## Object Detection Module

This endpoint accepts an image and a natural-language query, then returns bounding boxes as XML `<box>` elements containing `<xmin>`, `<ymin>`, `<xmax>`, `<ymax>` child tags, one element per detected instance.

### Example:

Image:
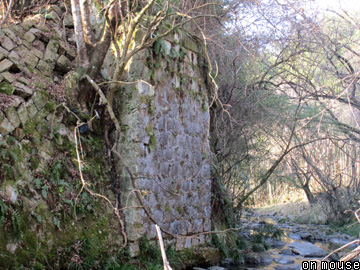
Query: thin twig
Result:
<box><xmin>62</xmin><ymin>103</ymin><xmax>127</xmax><ymax>248</ymax></box>
<box><xmin>0</xmin><ymin>0</ymin><xmax>14</xmax><ymax>28</ymax></box>
<box><xmin>156</xmin><ymin>224</ymin><xmax>173</xmax><ymax>270</ymax></box>
<box><xmin>322</xmin><ymin>239</ymin><xmax>359</xmax><ymax>261</ymax></box>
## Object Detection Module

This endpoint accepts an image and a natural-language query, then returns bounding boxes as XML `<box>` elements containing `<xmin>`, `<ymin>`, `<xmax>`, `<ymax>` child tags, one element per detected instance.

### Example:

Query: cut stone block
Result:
<box><xmin>21</xmin><ymin>19</ymin><xmax>35</xmax><ymax>31</ymax></box>
<box><xmin>44</xmin><ymin>39</ymin><xmax>60</xmax><ymax>67</ymax></box>
<box><xmin>32</xmin><ymin>40</ymin><xmax>45</xmax><ymax>51</ymax></box>
<box><xmin>36</xmin><ymin>119</ymin><xmax>50</xmax><ymax>135</ymax></box>
<box><xmin>9</xmin><ymin>51</ymin><xmax>20</xmax><ymax>61</ymax></box>
<box><xmin>2</xmin><ymin>29</ymin><xmax>18</xmax><ymax>43</ymax></box>
<box><xmin>32</xmin><ymin>91</ymin><xmax>50</xmax><ymax>110</ymax></box>
<box><xmin>13</xmin><ymin>82</ymin><xmax>33</xmax><ymax>98</ymax></box>
<box><xmin>21</xmin><ymin>40</ymin><xmax>32</xmax><ymax>50</ymax></box>
<box><xmin>24</xmin><ymin>52</ymin><xmax>39</xmax><ymax>69</ymax></box>
<box><xmin>8</xmin><ymin>96</ymin><xmax>23</xmax><ymax>108</ymax></box>
<box><xmin>14</xmin><ymin>45</ymin><xmax>30</xmax><ymax>58</ymax></box>
<box><xmin>46</xmin><ymin>5</ymin><xmax>62</xmax><ymax>16</ymax></box>
<box><xmin>36</xmin><ymin>60</ymin><xmax>53</xmax><ymax>77</ymax></box>
<box><xmin>64</xmin><ymin>13</ymin><xmax>74</xmax><ymax>27</ymax></box>
<box><xmin>67</xmin><ymin>32</ymin><xmax>76</xmax><ymax>45</ymax></box>
<box><xmin>65</xmin><ymin>46</ymin><xmax>76</xmax><ymax>60</ymax></box>
<box><xmin>55</xmin><ymin>55</ymin><xmax>72</xmax><ymax>73</ymax></box>
<box><xmin>0</xmin><ymin>46</ymin><xmax>9</xmax><ymax>57</ymax></box>
<box><xmin>17</xmin><ymin>103</ymin><xmax>29</xmax><ymax>126</ymax></box>
<box><xmin>54</xmin><ymin>28</ymin><xmax>66</xmax><ymax>41</ymax></box>
<box><xmin>29</xmin><ymin>27</ymin><xmax>48</xmax><ymax>42</ymax></box>
<box><xmin>46</xmin><ymin>39</ymin><xmax>60</xmax><ymax>54</ymax></box>
<box><xmin>13</xmin><ymin>127</ymin><xmax>25</xmax><ymax>141</ymax></box>
<box><xmin>59</xmin><ymin>41</ymin><xmax>76</xmax><ymax>60</ymax></box>
<box><xmin>46</xmin><ymin>113</ymin><xmax>62</xmax><ymax>124</ymax></box>
<box><xmin>32</xmin><ymin>14</ymin><xmax>49</xmax><ymax>32</ymax></box>
<box><xmin>38</xmin><ymin>138</ymin><xmax>53</xmax><ymax>159</ymax></box>
<box><xmin>45</xmin><ymin>10</ymin><xmax>61</xmax><ymax>23</ymax></box>
<box><xmin>44</xmin><ymin>100</ymin><xmax>56</xmax><ymax>112</ymax></box>
<box><xmin>0</xmin><ymin>59</ymin><xmax>13</xmax><ymax>72</ymax></box>
<box><xmin>1</xmin><ymin>72</ymin><xmax>15</xmax><ymax>83</ymax></box>
<box><xmin>8</xmin><ymin>24</ymin><xmax>26</xmax><ymax>39</ymax></box>
<box><xmin>30</xmin><ymin>130</ymin><xmax>42</xmax><ymax>146</ymax></box>
<box><xmin>5</xmin><ymin>107</ymin><xmax>21</xmax><ymax>128</ymax></box>
<box><xmin>0</xmin><ymin>35</ymin><xmax>15</xmax><ymax>51</ymax></box>
<box><xmin>30</xmin><ymin>47</ymin><xmax>43</xmax><ymax>59</ymax></box>
<box><xmin>25</xmin><ymin>100</ymin><xmax>38</xmax><ymax>118</ymax></box>
<box><xmin>23</xmin><ymin>31</ymin><xmax>36</xmax><ymax>43</ymax></box>
<box><xmin>33</xmin><ymin>108</ymin><xmax>48</xmax><ymax>123</ymax></box>
<box><xmin>0</xmin><ymin>81</ymin><xmax>14</xmax><ymax>95</ymax></box>
<box><xmin>0</xmin><ymin>117</ymin><xmax>15</xmax><ymax>136</ymax></box>
<box><xmin>7</xmin><ymin>51</ymin><xmax>23</xmax><ymax>71</ymax></box>
<box><xmin>32</xmin><ymin>80</ymin><xmax>47</xmax><ymax>89</ymax></box>
<box><xmin>17</xmin><ymin>77</ymin><xmax>30</xmax><ymax>86</ymax></box>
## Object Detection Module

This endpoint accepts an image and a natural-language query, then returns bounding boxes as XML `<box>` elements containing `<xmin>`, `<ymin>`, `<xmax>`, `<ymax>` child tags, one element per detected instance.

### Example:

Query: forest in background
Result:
<box><xmin>209</xmin><ymin>0</ymin><xmax>360</xmax><ymax>226</ymax></box>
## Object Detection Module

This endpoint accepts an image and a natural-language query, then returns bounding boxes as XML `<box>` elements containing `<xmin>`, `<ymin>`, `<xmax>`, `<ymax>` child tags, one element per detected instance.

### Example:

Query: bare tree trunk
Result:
<box><xmin>303</xmin><ymin>182</ymin><xmax>316</xmax><ymax>205</ymax></box>
<box><xmin>71</xmin><ymin>0</ymin><xmax>89</xmax><ymax>70</ymax></box>
<box><xmin>79</xmin><ymin>0</ymin><xmax>96</xmax><ymax>45</ymax></box>
<box><xmin>0</xmin><ymin>0</ymin><xmax>13</xmax><ymax>28</ymax></box>
<box><xmin>290</xmin><ymin>158</ymin><xmax>316</xmax><ymax>205</ymax></box>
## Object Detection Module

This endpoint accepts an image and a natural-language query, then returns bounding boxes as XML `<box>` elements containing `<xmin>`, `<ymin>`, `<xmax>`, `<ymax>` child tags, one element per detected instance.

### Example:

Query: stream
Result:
<box><xmin>196</xmin><ymin>212</ymin><xmax>358</xmax><ymax>270</ymax></box>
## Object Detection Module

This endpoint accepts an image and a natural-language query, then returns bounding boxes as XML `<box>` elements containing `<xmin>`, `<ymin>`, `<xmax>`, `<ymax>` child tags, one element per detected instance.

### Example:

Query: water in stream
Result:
<box><xmin>224</xmin><ymin>217</ymin><xmax>357</xmax><ymax>270</ymax></box>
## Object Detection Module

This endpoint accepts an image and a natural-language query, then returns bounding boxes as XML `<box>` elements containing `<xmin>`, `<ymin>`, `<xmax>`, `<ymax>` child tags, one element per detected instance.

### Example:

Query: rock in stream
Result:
<box><xmin>288</xmin><ymin>241</ymin><xmax>327</xmax><ymax>257</ymax></box>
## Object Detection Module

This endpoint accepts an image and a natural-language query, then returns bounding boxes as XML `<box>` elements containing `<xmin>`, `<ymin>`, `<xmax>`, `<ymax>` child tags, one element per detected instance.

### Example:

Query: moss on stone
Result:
<box><xmin>23</xmin><ymin>118</ymin><xmax>36</xmax><ymax>134</ymax></box>
<box><xmin>8</xmin><ymin>143</ymin><xmax>24</xmax><ymax>163</ymax></box>
<box><xmin>26</xmin><ymin>66</ymin><xmax>34</xmax><ymax>74</ymax></box>
<box><xmin>149</xmin><ymin>135</ymin><xmax>156</xmax><ymax>152</ymax></box>
<box><xmin>153</xmin><ymin>39</ymin><xmax>166</xmax><ymax>56</ymax></box>
<box><xmin>44</xmin><ymin>100</ymin><xmax>56</xmax><ymax>112</ymax></box>
<box><xmin>140</xmin><ymin>95</ymin><xmax>155</xmax><ymax>115</ymax></box>
<box><xmin>29</xmin><ymin>155</ymin><xmax>40</xmax><ymax>170</ymax></box>
<box><xmin>145</xmin><ymin>124</ymin><xmax>154</xmax><ymax>136</ymax></box>
<box><xmin>134</xmin><ymin>222</ymin><xmax>143</xmax><ymax>228</ymax></box>
<box><xmin>176</xmin><ymin>206</ymin><xmax>183</xmax><ymax>215</ymax></box>
<box><xmin>34</xmin><ymin>81</ymin><xmax>46</xmax><ymax>89</ymax></box>
<box><xmin>31</xmin><ymin>130</ymin><xmax>42</xmax><ymax>146</ymax></box>
<box><xmin>165</xmin><ymin>202</ymin><xmax>171</xmax><ymax>213</ymax></box>
<box><xmin>202</xmin><ymin>102</ymin><xmax>208</xmax><ymax>112</ymax></box>
<box><xmin>0</xmin><ymin>82</ymin><xmax>14</xmax><ymax>95</ymax></box>
<box><xmin>182</xmin><ymin>37</ymin><xmax>200</xmax><ymax>53</ymax></box>
<box><xmin>36</xmin><ymin>120</ymin><xmax>50</xmax><ymax>135</ymax></box>
<box><xmin>33</xmin><ymin>108</ymin><xmax>48</xmax><ymax>123</ymax></box>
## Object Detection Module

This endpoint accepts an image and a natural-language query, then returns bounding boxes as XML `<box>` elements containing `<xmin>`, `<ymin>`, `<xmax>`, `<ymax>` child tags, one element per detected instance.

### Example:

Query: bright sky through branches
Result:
<box><xmin>314</xmin><ymin>0</ymin><xmax>360</xmax><ymax>11</ymax></box>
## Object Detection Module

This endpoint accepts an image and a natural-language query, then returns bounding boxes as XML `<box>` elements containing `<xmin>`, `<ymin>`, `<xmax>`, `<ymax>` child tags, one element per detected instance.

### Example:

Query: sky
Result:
<box><xmin>314</xmin><ymin>0</ymin><xmax>360</xmax><ymax>12</ymax></box>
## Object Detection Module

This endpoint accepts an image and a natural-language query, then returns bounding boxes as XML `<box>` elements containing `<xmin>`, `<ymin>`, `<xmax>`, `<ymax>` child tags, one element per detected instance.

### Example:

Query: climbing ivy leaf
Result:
<box><xmin>36</xmin><ymin>215</ymin><xmax>42</xmax><ymax>223</ymax></box>
<box><xmin>53</xmin><ymin>217</ymin><xmax>60</xmax><ymax>228</ymax></box>
<box><xmin>34</xmin><ymin>178</ymin><xmax>42</xmax><ymax>189</ymax></box>
<box><xmin>41</xmin><ymin>189</ymin><xmax>47</xmax><ymax>199</ymax></box>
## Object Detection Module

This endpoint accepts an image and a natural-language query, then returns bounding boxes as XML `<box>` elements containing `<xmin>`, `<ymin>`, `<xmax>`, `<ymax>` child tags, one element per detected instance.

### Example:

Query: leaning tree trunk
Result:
<box><xmin>71</xmin><ymin>0</ymin><xmax>89</xmax><ymax>71</ymax></box>
<box><xmin>70</xmin><ymin>0</ymin><xmax>114</xmax><ymax>112</ymax></box>
<box><xmin>302</xmin><ymin>182</ymin><xmax>316</xmax><ymax>205</ymax></box>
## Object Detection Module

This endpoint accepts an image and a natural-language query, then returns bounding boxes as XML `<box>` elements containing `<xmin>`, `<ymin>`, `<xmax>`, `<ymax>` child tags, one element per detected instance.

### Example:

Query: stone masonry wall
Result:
<box><xmin>0</xmin><ymin>7</ymin><xmax>124</xmax><ymax>267</ymax></box>
<box><xmin>112</xmin><ymin>32</ymin><xmax>212</xmax><ymax>255</ymax></box>
<box><xmin>0</xmin><ymin>5</ymin><xmax>75</xmax><ymax>138</ymax></box>
<box><xmin>0</xmin><ymin>5</ymin><xmax>77</xmax><ymax>149</ymax></box>
<box><xmin>0</xmin><ymin>5</ymin><xmax>213</xmax><ymax>263</ymax></box>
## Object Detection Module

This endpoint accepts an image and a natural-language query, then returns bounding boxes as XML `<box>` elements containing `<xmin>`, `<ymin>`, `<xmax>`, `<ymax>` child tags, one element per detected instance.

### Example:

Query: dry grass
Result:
<box><xmin>254</xmin><ymin>201</ymin><xmax>329</xmax><ymax>225</ymax></box>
